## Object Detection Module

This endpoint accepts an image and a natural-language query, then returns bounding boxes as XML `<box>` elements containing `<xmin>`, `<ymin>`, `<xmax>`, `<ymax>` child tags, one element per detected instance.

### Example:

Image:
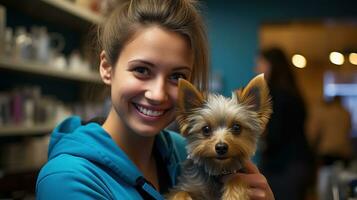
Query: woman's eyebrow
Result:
<box><xmin>128</xmin><ymin>59</ymin><xmax>155</xmax><ymax>67</ymax></box>
<box><xmin>173</xmin><ymin>66</ymin><xmax>192</xmax><ymax>72</ymax></box>
<box><xmin>129</xmin><ymin>59</ymin><xmax>192</xmax><ymax>72</ymax></box>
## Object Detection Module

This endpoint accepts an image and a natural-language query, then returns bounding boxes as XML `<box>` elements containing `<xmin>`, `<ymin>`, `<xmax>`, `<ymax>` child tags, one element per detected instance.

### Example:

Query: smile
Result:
<box><xmin>133</xmin><ymin>103</ymin><xmax>166</xmax><ymax>117</ymax></box>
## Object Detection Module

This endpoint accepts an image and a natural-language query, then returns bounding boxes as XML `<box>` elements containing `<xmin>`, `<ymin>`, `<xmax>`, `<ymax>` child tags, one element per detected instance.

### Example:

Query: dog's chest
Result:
<box><xmin>187</xmin><ymin>179</ymin><xmax>222</xmax><ymax>200</ymax></box>
<box><xmin>178</xmin><ymin>161</ymin><xmax>224</xmax><ymax>199</ymax></box>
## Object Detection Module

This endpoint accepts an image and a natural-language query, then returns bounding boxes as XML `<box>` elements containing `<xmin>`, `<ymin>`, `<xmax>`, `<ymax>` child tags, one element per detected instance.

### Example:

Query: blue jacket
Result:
<box><xmin>36</xmin><ymin>116</ymin><xmax>187</xmax><ymax>200</ymax></box>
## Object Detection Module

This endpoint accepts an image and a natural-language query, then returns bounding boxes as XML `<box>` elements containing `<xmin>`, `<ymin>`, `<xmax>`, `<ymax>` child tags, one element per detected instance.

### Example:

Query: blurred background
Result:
<box><xmin>0</xmin><ymin>0</ymin><xmax>357</xmax><ymax>199</ymax></box>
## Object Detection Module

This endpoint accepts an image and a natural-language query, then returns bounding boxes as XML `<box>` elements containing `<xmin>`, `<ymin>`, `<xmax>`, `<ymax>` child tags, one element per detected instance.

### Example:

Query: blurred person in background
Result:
<box><xmin>307</xmin><ymin>95</ymin><xmax>353</xmax><ymax>200</ymax></box>
<box><xmin>255</xmin><ymin>47</ymin><xmax>315</xmax><ymax>200</ymax></box>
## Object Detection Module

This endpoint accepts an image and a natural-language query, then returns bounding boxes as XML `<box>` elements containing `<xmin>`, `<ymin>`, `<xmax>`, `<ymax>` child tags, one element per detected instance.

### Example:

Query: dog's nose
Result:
<box><xmin>215</xmin><ymin>142</ymin><xmax>228</xmax><ymax>155</ymax></box>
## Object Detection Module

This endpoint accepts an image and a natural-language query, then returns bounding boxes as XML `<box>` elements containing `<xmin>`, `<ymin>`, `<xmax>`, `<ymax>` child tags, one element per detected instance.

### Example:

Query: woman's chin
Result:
<box><xmin>130</xmin><ymin>123</ymin><xmax>166</xmax><ymax>137</ymax></box>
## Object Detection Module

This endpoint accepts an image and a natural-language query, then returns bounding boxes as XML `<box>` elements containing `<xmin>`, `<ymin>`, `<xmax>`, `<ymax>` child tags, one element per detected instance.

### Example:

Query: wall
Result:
<box><xmin>203</xmin><ymin>0</ymin><xmax>357</xmax><ymax>95</ymax></box>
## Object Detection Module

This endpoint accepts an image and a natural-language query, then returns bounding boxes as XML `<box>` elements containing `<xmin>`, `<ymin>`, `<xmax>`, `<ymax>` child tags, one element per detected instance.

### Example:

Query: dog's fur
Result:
<box><xmin>167</xmin><ymin>74</ymin><xmax>272</xmax><ymax>200</ymax></box>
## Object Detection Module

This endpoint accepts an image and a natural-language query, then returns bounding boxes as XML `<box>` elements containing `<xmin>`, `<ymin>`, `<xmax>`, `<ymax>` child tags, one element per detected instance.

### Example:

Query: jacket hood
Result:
<box><xmin>48</xmin><ymin>116</ymin><xmax>155</xmax><ymax>187</ymax></box>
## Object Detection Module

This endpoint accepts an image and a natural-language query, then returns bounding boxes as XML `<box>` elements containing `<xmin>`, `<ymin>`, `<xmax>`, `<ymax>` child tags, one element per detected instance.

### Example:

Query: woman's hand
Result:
<box><xmin>222</xmin><ymin>160</ymin><xmax>275</xmax><ymax>200</ymax></box>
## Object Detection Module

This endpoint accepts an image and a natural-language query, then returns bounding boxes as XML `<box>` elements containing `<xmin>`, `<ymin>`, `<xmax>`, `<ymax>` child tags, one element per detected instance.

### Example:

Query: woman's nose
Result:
<box><xmin>145</xmin><ymin>79</ymin><xmax>168</xmax><ymax>104</ymax></box>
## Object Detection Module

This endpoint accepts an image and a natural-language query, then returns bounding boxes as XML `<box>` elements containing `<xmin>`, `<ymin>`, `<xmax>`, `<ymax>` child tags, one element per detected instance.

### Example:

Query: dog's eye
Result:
<box><xmin>232</xmin><ymin>123</ymin><xmax>241</xmax><ymax>134</ymax></box>
<box><xmin>201</xmin><ymin>126</ymin><xmax>211</xmax><ymax>137</ymax></box>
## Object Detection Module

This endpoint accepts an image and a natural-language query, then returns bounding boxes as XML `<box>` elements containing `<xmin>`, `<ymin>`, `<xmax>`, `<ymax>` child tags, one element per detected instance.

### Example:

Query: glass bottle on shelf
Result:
<box><xmin>32</xmin><ymin>26</ymin><xmax>50</xmax><ymax>64</ymax></box>
<box><xmin>2</xmin><ymin>27</ymin><xmax>14</xmax><ymax>58</ymax></box>
<box><xmin>0</xmin><ymin>5</ymin><xmax>6</xmax><ymax>56</ymax></box>
<box><xmin>14</xmin><ymin>27</ymin><xmax>33</xmax><ymax>61</ymax></box>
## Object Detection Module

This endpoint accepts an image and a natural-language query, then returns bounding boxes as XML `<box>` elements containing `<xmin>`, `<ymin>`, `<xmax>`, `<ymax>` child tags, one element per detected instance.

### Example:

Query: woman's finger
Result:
<box><xmin>236</xmin><ymin>173</ymin><xmax>268</xmax><ymax>189</ymax></box>
<box><xmin>248</xmin><ymin>188</ymin><xmax>267</xmax><ymax>200</ymax></box>
<box><xmin>220</xmin><ymin>160</ymin><xmax>260</xmax><ymax>183</ymax></box>
<box><xmin>242</xmin><ymin>160</ymin><xmax>260</xmax><ymax>174</ymax></box>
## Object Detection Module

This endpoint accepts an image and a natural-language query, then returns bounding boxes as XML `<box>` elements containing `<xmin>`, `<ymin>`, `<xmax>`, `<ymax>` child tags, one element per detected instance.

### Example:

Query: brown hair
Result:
<box><xmin>260</xmin><ymin>47</ymin><xmax>302</xmax><ymax>98</ymax></box>
<box><xmin>97</xmin><ymin>0</ymin><xmax>209</xmax><ymax>92</ymax></box>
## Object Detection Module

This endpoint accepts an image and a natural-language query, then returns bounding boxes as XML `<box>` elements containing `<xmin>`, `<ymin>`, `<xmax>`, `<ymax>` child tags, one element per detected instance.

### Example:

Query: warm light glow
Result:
<box><xmin>349</xmin><ymin>53</ymin><xmax>357</xmax><ymax>65</ymax></box>
<box><xmin>329</xmin><ymin>52</ymin><xmax>344</xmax><ymax>65</ymax></box>
<box><xmin>292</xmin><ymin>54</ymin><xmax>307</xmax><ymax>68</ymax></box>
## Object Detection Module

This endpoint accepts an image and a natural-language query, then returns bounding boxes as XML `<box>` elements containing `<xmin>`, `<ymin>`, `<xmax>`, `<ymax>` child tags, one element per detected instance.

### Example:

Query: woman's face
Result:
<box><xmin>102</xmin><ymin>26</ymin><xmax>193</xmax><ymax>137</ymax></box>
<box><xmin>254</xmin><ymin>56</ymin><xmax>271</xmax><ymax>79</ymax></box>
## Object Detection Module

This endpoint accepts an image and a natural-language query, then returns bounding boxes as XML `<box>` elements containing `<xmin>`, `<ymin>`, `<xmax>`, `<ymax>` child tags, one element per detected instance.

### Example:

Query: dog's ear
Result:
<box><xmin>235</xmin><ymin>74</ymin><xmax>272</xmax><ymax>128</ymax></box>
<box><xmin>178</xmin><ymin>79</ymin><xmax>204</xmax><ymax>112</ymax></box>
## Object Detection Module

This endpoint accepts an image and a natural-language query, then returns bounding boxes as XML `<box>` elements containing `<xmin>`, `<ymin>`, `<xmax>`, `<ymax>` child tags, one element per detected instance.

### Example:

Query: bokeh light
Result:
<box><xmin>292</xmin><ymin>54</ymin><xmax>307</xmax><ymax>68</ymax></box>
<box><xmin>349</xmin><ymin>53</ymin><xmax>357</xmax><ymax>65</ymax></box>
<box><xmin>329</xmin><ymin>52</ymin><xmax>344</xmax><ymax>65</ymax></box>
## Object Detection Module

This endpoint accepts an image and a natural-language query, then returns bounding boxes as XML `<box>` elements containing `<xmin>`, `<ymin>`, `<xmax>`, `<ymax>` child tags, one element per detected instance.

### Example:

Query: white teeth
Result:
<box><xmin>136</xmin><ymin>104</ymin><xmax>164</xmax><ymax>117</ymax></box>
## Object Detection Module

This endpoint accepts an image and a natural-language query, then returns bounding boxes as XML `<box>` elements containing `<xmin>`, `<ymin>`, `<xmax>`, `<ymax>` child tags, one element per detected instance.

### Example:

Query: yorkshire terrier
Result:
<box><xmin>167</xmin><ymin>74</ymin><xmax>272</xmax><ymax>200</ymax></box>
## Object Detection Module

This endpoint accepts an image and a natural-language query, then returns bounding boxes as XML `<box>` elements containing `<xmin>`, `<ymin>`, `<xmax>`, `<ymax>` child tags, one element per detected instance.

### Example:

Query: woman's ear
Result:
<box><xmin>99</xmin><ymin>51</ymin><xmax>113</xmax><ymax>85</ymax></box>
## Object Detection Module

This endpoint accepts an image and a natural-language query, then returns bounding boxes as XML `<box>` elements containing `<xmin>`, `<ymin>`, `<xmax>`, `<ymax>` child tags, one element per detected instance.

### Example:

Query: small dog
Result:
<box><xmin>167</xmin><ymin>74</ymin><xmax>272</xmax><ymax>200</ymax></box>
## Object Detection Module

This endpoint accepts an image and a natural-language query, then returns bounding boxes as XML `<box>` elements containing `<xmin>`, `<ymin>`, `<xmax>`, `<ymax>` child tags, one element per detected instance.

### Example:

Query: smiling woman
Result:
<box><xmin>35</xmin><ymin>0</ymin><xmax>274</xmax><ymax>200</ymax></box>
<box><xmin>100</xmin><ymin>26</ymin><xmax>194</xmax><ymax>138</ymax></box>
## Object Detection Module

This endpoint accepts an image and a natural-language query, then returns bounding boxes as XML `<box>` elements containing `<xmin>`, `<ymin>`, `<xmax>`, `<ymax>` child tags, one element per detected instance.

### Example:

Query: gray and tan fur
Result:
<box><xmin>167</xmin><ymin>74</ymin><xmax>272</xmax><ymax>200</ymax></box>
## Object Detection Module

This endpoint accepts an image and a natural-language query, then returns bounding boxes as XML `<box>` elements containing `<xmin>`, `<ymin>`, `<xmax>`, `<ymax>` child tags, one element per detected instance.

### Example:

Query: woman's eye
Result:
<box><xmin>231</xmin><ymin>123</ymin><xmax>241</xmax><ymax>134</ymax></box>
<box><xmin>132</xmin><ymin>67</ymin><xmax>150</xmax><ymax>78</ymax></box>
<box><xmin>170</xmin><ymin>73</ymin><xmax>187</xmax><ymax>83</ymax></box>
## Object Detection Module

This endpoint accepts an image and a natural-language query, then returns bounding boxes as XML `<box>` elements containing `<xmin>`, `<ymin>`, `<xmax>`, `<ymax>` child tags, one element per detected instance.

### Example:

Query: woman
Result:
<box><xmin>256</xmin><ymin>47</ymin><xmax>314</xmax><ymax>200</ymax></box>
<box><xmin>36</xmin><ymin>1</ymin><xmax>274</xmax><ymax>199</ymax></box>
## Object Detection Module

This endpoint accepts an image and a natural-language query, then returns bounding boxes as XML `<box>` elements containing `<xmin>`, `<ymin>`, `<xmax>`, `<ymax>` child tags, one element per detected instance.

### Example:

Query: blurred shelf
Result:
<box><xmin>0</xmin><ymin>57</ymin><xmax>102</xmax><ymax>83</ymax></box>
<box><xmin>0</xmin><ymin>0</ymin><xmax>104</xmax><ymax>31</ymax></box>
<box><xmin>0</xmin><ymin>165</ymin><xmax>42</xmax><ymax>175</ymax></box>
<box><xmin>0</xmin><ymin>123</ymin><xmax>54</xmax><ymax>136</ymax></box>
<box><xmin>0</xmin><ymin>166</ymin><xmax>39</xmax><ymax>197</ymax></box>
<box><xmin>41</xmin><ymin>0</ymin><xmax>104</xmax><ymax>24</ymax></box>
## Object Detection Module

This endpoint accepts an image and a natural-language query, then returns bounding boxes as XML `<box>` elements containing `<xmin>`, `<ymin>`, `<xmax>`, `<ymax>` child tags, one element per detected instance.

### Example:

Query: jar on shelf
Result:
<box><xmin>14</xmin><ymin>27</ymin><xmax>33</xmax><ymax>61</ymax></box>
